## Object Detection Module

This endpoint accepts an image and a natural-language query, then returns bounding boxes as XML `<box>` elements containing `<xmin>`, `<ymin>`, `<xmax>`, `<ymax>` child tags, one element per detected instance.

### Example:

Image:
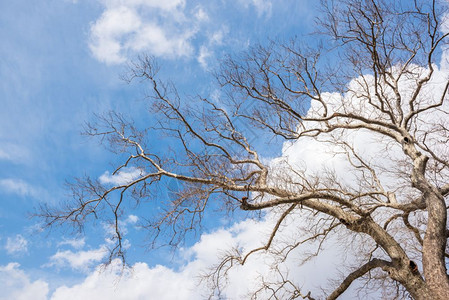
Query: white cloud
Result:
<box><xmin>48</xmin><ymin>218</ymin><xmax>137</xmax><ymax>273</ymax></box>
<box><xmin>99</xmin><ymin>0</ymin><xmax>185</xmax><ymax>11</ymax></box>
<box><xmin>238</xmin><ymin>0</ymin><xmax>272</xmax><ymax>17</ymax></box>
<box><xmin>0</xmin><ymin>263</ymin><xmax>48</xmax><ymax>300</ymax></box>
<box><xmin>48</xmin><ymin>214</ymin><xmax>140</xmax><ymax>273</ymax></box>
<box><xmin>0</xmin><ymin>178</ymin><xmax>39</xmax><ymax>198</ymax></box>
<box><xmin>88</xmin><ymin>0</ymin><xmax>277</xmax><ymax>66</ymax></box>
<box><xmin>126</xmin><ymin>215</ymin><xmax>139</xmax><ymax>224</ymax></box>
<box><xmin>0</xmin><ymin>142</ymin><xmax>31</xmax><ymax>163</ymax></box>
<box><xmin>89</xmin><ymin>6</ymin><xmax>143</xmax><ymax>64</ymax></box>
<box><xmin>209</xmin><ymin>28</ymin><xmax>227</xmax><ymax>45</ymax></box>
<box><xmin>89</xmin><ymin>0</ymin><xmax>195</xmax><ymax>64</ymax></box>
<box><xmin>5</xmin><ymin>235</ymin><xmax>29</xmax><ymax>255</ymax></box>
<box><xmin>194</xmin><ymin>6</ymin><xmax>209</xmax><ymax>22</ymax></box>
<box><xmin>196</xmin><ymin>27</ymin><xmax>228</xmax><ymax>70</ymax></box>
<box><xmin>270</xmin><ymin>65</ymin><xmax>449</xmax><ymax>204</ymax></box>
<box><xmin>440</xmin><ymin>11</ymin><xmax>449</xmax><ymax>69</ymax></box>
<box><xmin>0</xmin><ymin>213</ymin><xmax>344</xmax><ymax>299</ymax></box>
<box><xmin>0</xmin><ymin>212</ymin><xmax>336</xmax><ymax>299</ymax></box>
<box><xmin>99</xmin><ymin>167</ymin><xmax>145</xmax><ymax>186</ymax></box>
<box><xmin>43</xmin><ymin>211</ymin><xmax>341</xmax><ymax>299</ymax></box>
<box><xmin>129</xmin><ymin>23</ymin><xmax>194</xmax><ymax>57</ymax></box>
<box><xmin>50</xmin><ymin>260</ymin><xmax>199</xmax><ymax>300</ymax></box>
<box><xmin>47</xmin><ymin>246</ymin><xmax>108</xmax><ymax>272</ymax></box>
<box><xmin>197</xmin><ymin>45</ymin><xmax>212</xmax><ymax>70</ymax></box>
<box><xmin>57</xmin><ymin>238</ymin><xmax>86</xmax><ymax>249</ymax></box>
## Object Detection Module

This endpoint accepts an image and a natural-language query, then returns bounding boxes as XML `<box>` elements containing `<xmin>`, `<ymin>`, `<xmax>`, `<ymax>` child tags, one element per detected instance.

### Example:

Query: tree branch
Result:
<box><xmin>327</xmin><ymin>258</ymin><xmax>392</xmax><ymax>300</ymax></box>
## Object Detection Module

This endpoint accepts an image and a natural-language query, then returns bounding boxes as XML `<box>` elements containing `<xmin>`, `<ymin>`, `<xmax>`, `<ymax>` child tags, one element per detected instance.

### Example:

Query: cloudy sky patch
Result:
<box><xmin>1</xmin><ymin>0</ymin><xmax>447</xmax><ymax>299</ymax></box>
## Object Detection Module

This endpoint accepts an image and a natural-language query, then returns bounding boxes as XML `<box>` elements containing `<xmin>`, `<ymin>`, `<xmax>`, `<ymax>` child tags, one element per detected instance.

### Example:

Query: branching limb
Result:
<box><xmin>327</xmin><ymin>258</ymin><xmax>392</xmax><ymax>300</ymax></box>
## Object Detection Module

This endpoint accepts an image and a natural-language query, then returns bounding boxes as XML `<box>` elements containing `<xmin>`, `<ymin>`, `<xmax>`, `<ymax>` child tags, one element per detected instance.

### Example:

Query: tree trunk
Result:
<box><xmin>422</xmin><ymin>191</ymin><xmax>449</xmax><ymax>300</ymax></box>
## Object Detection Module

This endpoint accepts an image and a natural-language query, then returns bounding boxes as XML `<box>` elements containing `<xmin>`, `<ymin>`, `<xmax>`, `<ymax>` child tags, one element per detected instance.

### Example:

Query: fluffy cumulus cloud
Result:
<box><xmin>47</xmin><ymin>212</ymin><xmax>338</xmax><ymax>299</ymax></box>
<box><xmin>88</xmin><ymin>0</ymin><xmax>274</xmax><ymax>65</ymax></box>
<box><xmin>270</xmin><ymin>65</ymin><xmax>449</xmax><ymax>205</ymax></box>
<box><xmin>47</xmin><ymin>246</ymin><xmax>109</xmax><ymax>272</ymax></box>
<box><xmin>50</xmin><ymin>261</ymin><xmax>200</xmax><ymax>300</ymax></box>
<box><xmin>0</xmin><ymin>263</ymin><xmax>49</xmax><ymax>300</ymax></box>
<box><xmin>89</xmin><ymin>0</ymin><xmax>195</xmax><ymax>64</ymax></box>
<box><xmin>0</xmin><ymin>210</ymin><xmax>339</xmax><ymax>299</ymax></box>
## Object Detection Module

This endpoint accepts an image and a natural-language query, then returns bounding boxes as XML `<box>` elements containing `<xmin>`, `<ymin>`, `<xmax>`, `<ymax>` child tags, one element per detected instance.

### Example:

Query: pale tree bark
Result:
<box><xmin>38</xmin><ymin>0</ymin><xmax>449</xmax><ymax>299</ymax></box>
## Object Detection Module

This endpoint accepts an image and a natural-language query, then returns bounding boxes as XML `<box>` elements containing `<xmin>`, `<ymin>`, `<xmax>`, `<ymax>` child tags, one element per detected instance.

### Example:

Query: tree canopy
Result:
<box><xmin>40</xmin><ymin>0</ymin><xmax>449</xmax><ymax>299</ymax></box>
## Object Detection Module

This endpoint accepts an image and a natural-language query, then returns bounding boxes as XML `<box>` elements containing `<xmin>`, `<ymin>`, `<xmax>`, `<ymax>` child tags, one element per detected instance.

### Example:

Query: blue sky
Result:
<box><xmin>5</xmin><ymin>1</ymin><xmax>449</xmax><ymax>299</ymax></box>
<box><xmin>0</xmin><ymin>0</ymin><xmax>323</xmax><ymax>298</ymax></box>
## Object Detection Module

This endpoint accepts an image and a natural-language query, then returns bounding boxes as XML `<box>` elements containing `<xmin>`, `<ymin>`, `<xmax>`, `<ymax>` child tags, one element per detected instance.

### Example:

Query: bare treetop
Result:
<box><xmin>39</xmin><ymin>0</ymin><xmax>449</xmax><ymax>299</ymax></box>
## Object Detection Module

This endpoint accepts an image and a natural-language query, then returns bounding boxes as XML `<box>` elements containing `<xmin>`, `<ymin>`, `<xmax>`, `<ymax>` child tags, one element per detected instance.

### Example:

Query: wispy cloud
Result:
<box><xmin>57</xmin><ymin>238</ymin><xmax>86</xmax><ymax>250</ymax></box>
<box><xmin>5</xmin><ymin>235</ymin><xmax>29</xmax><ymax>255</ymax></box>
<box><xmin>239</xmin><ymin>0</ymin><xmax>272</xmax><ymax>17</ymax></box>
<box><xmin>0</xmin><ymin>143</ymin><xmax>31</xmax><ymax>163</ymax></box>
<box><xmin>99</xmin><ymin>167</ymin><xmax>145</xmax><ymax>185</ymax></box>
<box><xmin>197</xmin><ymin>45</ymin><xmax>212</xmax><ymax>70</ymax></box>
<box><xmin>0</xmin><ymin>178</ymin><xmax>40</xmax><ymax>198</ymax></box>
<box><xmin>196</xmin><ymin>26</ymin><xmax>228</xmax><ymax>70</ymax></box>
<box><xmin>47</xmin><ymin>215</ymin><xmax>139</xmax><ymax>273</ymax></box>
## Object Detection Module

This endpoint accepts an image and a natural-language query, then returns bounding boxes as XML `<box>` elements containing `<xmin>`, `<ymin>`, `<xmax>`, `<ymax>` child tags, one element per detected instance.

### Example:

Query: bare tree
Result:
<box><xmin>39</xmin><ymin>0</ymin><xmax>449</xmax><ymax>299</ymax></box>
